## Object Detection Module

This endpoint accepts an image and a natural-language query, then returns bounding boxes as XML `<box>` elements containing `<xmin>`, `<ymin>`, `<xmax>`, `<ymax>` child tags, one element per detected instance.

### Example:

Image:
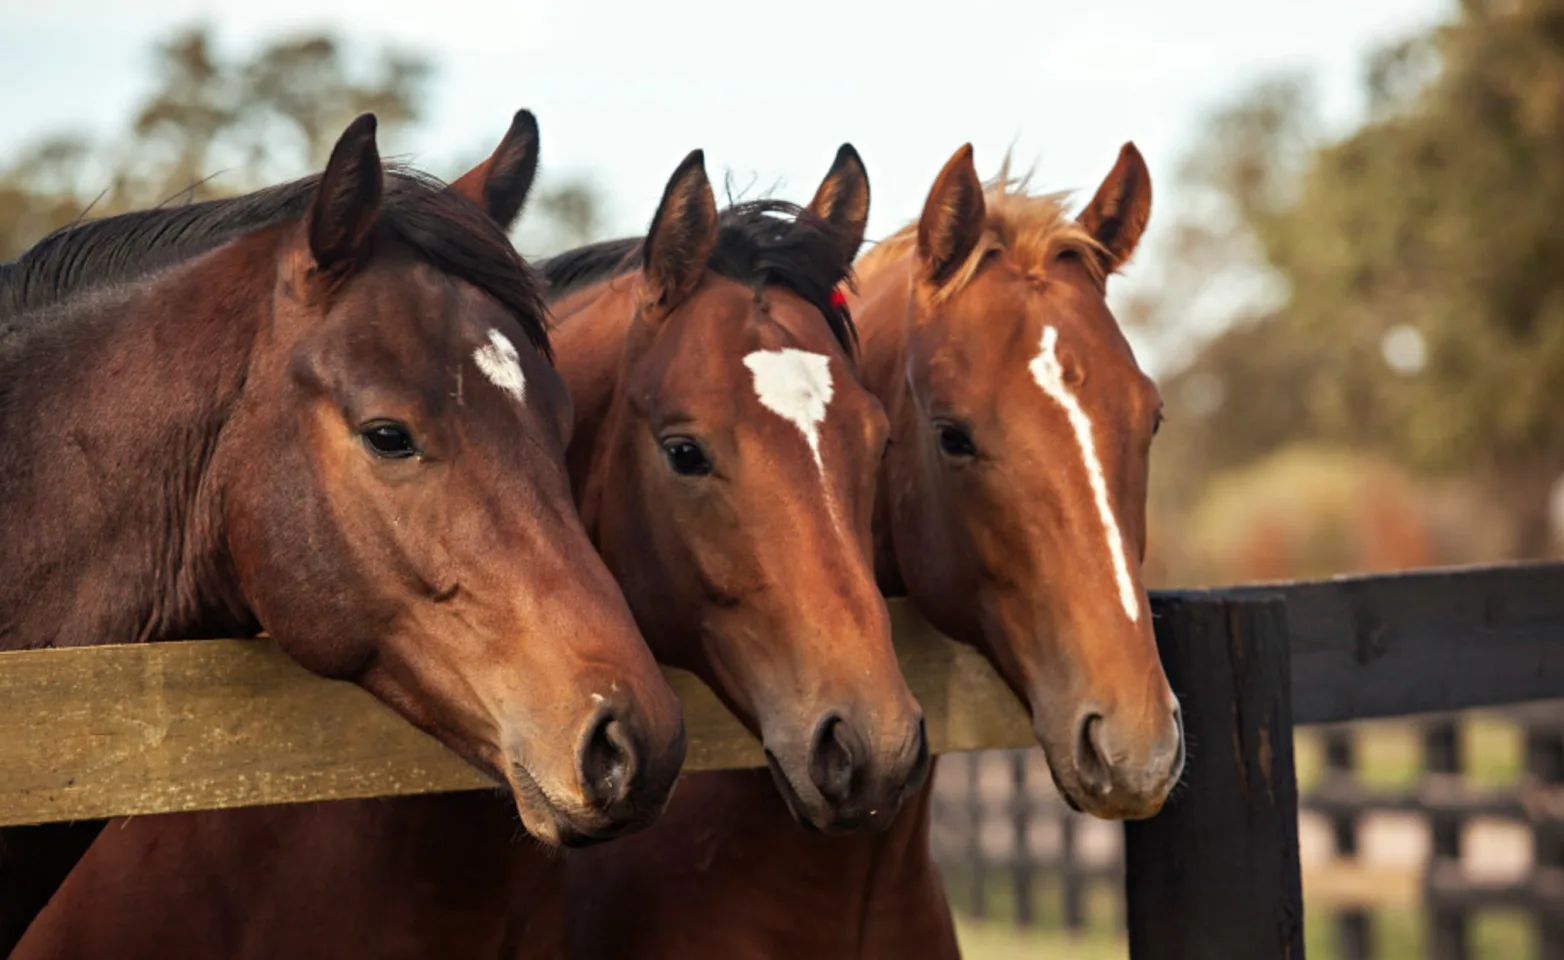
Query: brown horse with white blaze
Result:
<box><xmin>864</xmin><ymin>143</ymin><xmax>1184</xmax><ymax>816</ymax></box>
<box><xmin>558</xmin><ymin>142</ymin><xmax>1184</xmax><ymax>958</ymax></box>
<box><xmin>0</xmin><ymin>112</ymin><xmax>685</xmax><ymax>955</ymax></box>
<box><xmin>540</xmin><ymin>147</ymin><xmax>928</xmax><ymax>830</ymax></box>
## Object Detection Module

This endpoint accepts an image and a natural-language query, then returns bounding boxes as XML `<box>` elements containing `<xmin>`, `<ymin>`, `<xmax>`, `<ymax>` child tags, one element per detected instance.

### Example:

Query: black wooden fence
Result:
<box><xmin>1307</xmin><ymin>704</ymin><xmax>1564</xmax><ymax>960</ymax></box>
<box><xmin>928</xmin><ymin>561</ymin><xmax>1564</xmax><ymax>959</ymax></box>
<box><xmin>932</xmin><ymin>706</ymin><xmax>1564</xmax><ymax>958</ymax></box>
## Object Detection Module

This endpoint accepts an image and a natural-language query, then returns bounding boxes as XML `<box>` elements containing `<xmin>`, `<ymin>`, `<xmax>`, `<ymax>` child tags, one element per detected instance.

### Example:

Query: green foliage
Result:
<box><xmin>0</xmin><ymin>27</ymin><xmax>429</xmax><ymax>259</ymax></box>
<box><xmin>1275</xmin><ymin>0</ymin><xmax>1564</xmax><ymax>480</ymax></box>
<box><xmin>0</xmin><ymin>25</ymin><xmax>608</xmax><ymax>264</ymax></box>
<box><xmin>512</xmin><ymin>175</ymin><xmax>609</xmax><ymax>257</ymax></box>
<box><xmin>1152</xmin><ymin>0</ymin><xmax>1564</xmax><ymax>557</ymax></box>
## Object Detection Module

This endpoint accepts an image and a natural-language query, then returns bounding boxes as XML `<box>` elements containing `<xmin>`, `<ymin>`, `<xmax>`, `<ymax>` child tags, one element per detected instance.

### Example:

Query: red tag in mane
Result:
<box><xmin>830</xmin><ymin>288</ymin><xmax>848</xmax><ymax>310</ymax></box>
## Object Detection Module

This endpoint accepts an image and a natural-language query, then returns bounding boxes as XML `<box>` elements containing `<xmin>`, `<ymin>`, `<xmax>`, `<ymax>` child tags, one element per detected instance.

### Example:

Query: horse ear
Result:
<box><xmin>308</xmin><ymin>114</ymin><xmax>383</xmax><ymax>271</ymax></box>
<box><xmin>917</xmin><ymin>144</ymin><xmax>986</xmax><ymax>286</ymax></box>
<box><xmin>641</xmin><ymin>149</ymin><xmax>718</xmax><ymax>323</ymax></box>
<box><xmin>807</xmin><ymin>143</ymin><xmax>871</xmax><ymax>263</ymax></box>
<box><xmin>450</xmin><ymin>109</ymin><xmax>540</xmax><ymax>231</ymax></box>
<box><xmin>1077</xmin><ymin>142</ymin><xmax>1151</xmax><ymax>274</ymax></box>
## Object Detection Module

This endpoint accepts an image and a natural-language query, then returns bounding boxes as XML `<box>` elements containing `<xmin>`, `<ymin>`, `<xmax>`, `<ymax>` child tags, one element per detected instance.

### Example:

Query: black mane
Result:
<box><xmin>539</xmin><ymin>199</ymin><xmax>857</xmax><ymax>353</ymax></box>
<box><xmin>0</xmin><ymin>169</ymin><xmax>552</xmax><ymax>360</ymax></box>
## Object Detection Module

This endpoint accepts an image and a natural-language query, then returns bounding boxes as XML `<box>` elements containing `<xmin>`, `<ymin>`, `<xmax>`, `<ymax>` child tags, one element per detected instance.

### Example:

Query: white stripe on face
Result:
<box><xmin>742</xmin><ymin>348</ymin><xmax>835</xmax><ymax>471</ymax></box>
<box><xmin>474</xmin><ymin>329</ymin><xmax>525</xmax><ymax>405</ymax></box>
<box><xmin>1028</xmin><ymin>325</ymin><xmax>1141</xmax><ymax>623</ymax></box>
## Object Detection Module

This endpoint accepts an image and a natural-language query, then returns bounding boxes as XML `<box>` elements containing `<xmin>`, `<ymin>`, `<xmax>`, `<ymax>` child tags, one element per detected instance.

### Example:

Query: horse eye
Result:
<box><xmin>661</xmin><ymin>437</ymin><xmax>713</xmax><ymax>477</ymax></box>
<box><xmin>361</xmin><ymin>422</ymin><xmax>418</xmax><ymax>460</ymax></box>
<box><xmin>1153</xmin><ymin>409</ymin><xmax>1165</xmax><ymax>437</ymax></box>
<box><xmin>935</xmin><ymin>422</ymin><xmax>978</xmax><ymax>459</ymax></box>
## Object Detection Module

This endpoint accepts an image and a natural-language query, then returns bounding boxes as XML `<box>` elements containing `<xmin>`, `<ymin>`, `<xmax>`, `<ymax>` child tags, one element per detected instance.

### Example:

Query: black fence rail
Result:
<box><xmin>1306</xmin><ymin>704</ymin><xmax>1564</xmax><ymax>960</ymax></box>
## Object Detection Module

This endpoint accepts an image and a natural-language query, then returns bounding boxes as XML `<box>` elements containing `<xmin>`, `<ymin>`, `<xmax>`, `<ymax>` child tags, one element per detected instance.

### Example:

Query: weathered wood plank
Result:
<box><xmin>3</xmin><ymin>561</ymin><xmax>1563</xmax><ymax>828</ymax></box>
<box><xmin>0</xmin><ymin>600</ymin><xmax>1031</xmax><ymax>828</ymax></box>
<box><xmin>1124</xmin><ymin>593</ymin><xmax>1306</xmax><ymax>960</ymax></box>
<box><xmin>1225</xmin><ymin>561</ymin><xmax>1564</xmax><ymax>724</ymax></box>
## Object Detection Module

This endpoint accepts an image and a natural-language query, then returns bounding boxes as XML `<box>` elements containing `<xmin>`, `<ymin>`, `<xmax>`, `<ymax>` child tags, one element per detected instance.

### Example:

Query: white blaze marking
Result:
<box><xmin>473</xmin><ymin>329</ymin><xmax>525</xmax><ymax>404</ymax></box>
<box><xmin>1028</xmin><ymin>326</ymin><xmax>1141</xmax><ymax>623</ymax></box>
<box><xmin>742</xmin><ymin>348</ymin><xmax>835</xmax><ymax>471</ymax></box>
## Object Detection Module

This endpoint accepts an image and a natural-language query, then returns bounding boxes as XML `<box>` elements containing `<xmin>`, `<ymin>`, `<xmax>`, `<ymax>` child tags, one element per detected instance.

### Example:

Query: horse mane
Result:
<box><xmin>855</xmin><ymin>158</ymin><xmax>1109</xmax><ymax>304</ymax></box>
<box><xmin>539</xmin><ymin>199</ymin><xmax>857</xmax><ymax>354</ymax></box>
<box><xmin>0</xmin><ymin>168</ymin><xmax>552</xmax><ymax>360</ymax></box>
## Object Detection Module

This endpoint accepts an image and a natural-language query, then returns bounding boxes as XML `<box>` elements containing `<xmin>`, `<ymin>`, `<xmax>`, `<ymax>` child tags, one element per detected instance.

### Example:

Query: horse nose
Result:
<box><xmin>576</xmin><ymin>704</ymin><xmax>641</xmax><ymax>812</ymax></box>
<box><xmin>1072</xmin><ymin>702</ymin><xmax>1185</xmax><ymax>799</ymax></box>
<box><xmin>1074</xmin><ymin>711</ymin><xmax>1113</xmax><ymax>796</ymax></box>
<box><xmin>806</xmin><ymin>711</ymin><xmax>865</xmax><ymax>805</ymax></box>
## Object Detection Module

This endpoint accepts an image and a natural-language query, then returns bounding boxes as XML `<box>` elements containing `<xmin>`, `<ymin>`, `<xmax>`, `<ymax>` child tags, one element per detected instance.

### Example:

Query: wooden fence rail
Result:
<box><xmin>4</xmin><ymin>563</ymin><xmax>1558</xmax><ymax>831</ymax></box>
<box><xmin>0</xmin><ymin>602</ymin><xmax>1032</xmax><ymax>828</ymax></box>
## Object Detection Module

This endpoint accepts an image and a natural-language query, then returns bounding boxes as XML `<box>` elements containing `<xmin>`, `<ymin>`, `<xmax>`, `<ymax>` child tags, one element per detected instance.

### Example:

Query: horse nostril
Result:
<box><xmin>1076</xmin><ymin>713</ymin><xmax>1112</xmax><ymax>795</ymax></box>
<box><xmin>578</xmin><ymin>710</ymin><xmax>637</xmax><ymax>812</ymax></box>
<box><xmin>807</xmin><ymin>713</ymin><xmax>859</xmax><ymax>805</ymax></box>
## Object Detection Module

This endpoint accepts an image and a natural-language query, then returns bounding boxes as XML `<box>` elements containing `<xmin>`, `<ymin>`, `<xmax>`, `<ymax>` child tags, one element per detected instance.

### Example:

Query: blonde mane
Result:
<box><xmin>855</xmin><ymin>158</ymin><xmax>1108</xmax><ymax>303</ymax></box>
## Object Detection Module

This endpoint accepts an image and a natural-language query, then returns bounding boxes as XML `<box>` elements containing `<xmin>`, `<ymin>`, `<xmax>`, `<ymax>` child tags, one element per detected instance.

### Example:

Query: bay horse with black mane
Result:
<box><xmin>556</xmin><ymin>143</ymin><xmax>1186</xmax><ymax>958</ymax></box>
<box><xmin>18</xmin><ymin>119</ymin><xmax>928</xmax><ymax>958</ymax></box>
<box><xmin>0</xmin><ymin>113</ymin><xmax>686</xmax><ymax>954</ymax></box>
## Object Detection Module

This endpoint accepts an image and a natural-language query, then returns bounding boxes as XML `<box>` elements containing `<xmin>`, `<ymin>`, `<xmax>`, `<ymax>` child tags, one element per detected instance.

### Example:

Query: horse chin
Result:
<box><xmin>504</xmin><ymin>760</ymin><xmax>567</xmax><ymax>847</ymax></box>
<box><xmin>762</xmin><ymin>748</ymin><xmax>901</xmax><ymax>836</ymax></box>
<box><xmin>504</xmin><ymin>759</ymin><xmax>668</xmax><ymax>849</ymax></box>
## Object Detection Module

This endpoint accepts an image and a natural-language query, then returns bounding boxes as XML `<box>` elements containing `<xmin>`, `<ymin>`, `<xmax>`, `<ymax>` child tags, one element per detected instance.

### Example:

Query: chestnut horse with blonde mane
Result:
<box><xmin>561</xmin><ymin>142</ymin><xmax>1184</xmax><ymax>958</ymax></box>
<box><xmin>18</xmin><ymin>119</ymin><xmax>929</xmax><ymax>958</ymax></box>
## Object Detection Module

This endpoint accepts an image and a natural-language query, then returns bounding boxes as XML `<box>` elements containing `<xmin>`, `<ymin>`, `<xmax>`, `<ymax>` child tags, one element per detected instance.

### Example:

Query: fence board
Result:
<box><xmin>1226</xmin><ymin>561</ymin><xmax>1564</xmax><ymax>724</ymax></box>
<box><xmin>0</xmin><ymin>601</ymin><xmax>1032</xmax><ymax>828</ymax></box>
<box><xmin>3</xmin><ymin>563</ymin><xmax>1563</xmax><ymax>829</ymax></box>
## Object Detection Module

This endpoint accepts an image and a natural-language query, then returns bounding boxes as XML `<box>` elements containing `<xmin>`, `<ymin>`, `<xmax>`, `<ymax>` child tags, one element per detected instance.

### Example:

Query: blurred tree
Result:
<box><xmin>2</xmin><ymin>25</ymin><xmax>612</xmax><ymax>267</ymax></box>
<box><xmin>0</xmin><ymin>25</ymin><xmax>429</xmax><ymax>257</ymax></box>
<box><xmin>235</xmin><ymin>35</ymin><xmax>430</xmax><ymax>174</ymax></box>
<box><xmin>505</xmin><ymin>176</ymin><xmax>608</xmax><ymax>257</ymax></box>
<box><xmin>1273</xmin><ymin>0</ymin><xmax>1564</xmax><ymax>553</ymax></box>
<box><xmin>1150</xmin><ymin>0</ymin><xmax>1564</xmax><ymax>558</ymax></box>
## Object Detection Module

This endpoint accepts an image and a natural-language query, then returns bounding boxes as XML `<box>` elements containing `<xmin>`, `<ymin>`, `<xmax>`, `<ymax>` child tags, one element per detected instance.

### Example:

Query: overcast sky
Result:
<box><xmin>0</xmin><ymin>0</ymin><xmax>1452</xmax><ymax>364</ymax></box>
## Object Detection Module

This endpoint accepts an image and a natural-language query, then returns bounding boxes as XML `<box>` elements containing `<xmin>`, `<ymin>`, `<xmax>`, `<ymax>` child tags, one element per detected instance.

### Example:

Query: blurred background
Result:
<box><xmin>4</xmin><ymin>0</ymin><xmax>1561</xmax><ymax>956</ymax></box>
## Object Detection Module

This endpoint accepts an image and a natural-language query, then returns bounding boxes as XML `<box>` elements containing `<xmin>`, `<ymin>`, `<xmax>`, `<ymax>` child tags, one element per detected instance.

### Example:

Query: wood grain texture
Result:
<box><xmin>4</xmin><ymin>560</ymin><xmax>1562</xmax><ymax>828</ymax></box>
<box><xmin>1124</xmin><ymin>593</ymin><xmax>1305</xmax><ymax>960</ymax></box>
<box><xmin>0</xmin><ymin>600</ymin><xmax>1031</xmax><ymax>827</ymax></box>
<box><xmin>1225</xmin><ymin>560</ymin><xmax>1564</xmax><ymax>724</ymax></box>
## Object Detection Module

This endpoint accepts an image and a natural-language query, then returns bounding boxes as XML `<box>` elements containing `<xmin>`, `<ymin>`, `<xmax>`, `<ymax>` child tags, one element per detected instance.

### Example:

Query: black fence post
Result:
<box><xmin>1123</xmin><ymin>593</ymin><xmax>1305</xmax><ymax>960</ymax></box>
<box><xmin>1059</xmin><ymin>805</ymin><xmax>1085</xmax><ymax>933</ymax></box>
<box><xmin>1009</xmin><ymin>749</ymin><xmax>1034</xmax><ymax>926</ymax></box>
<box><xmin>1323</xmin><ymin>728</ymin><xmax>1371</xmax><ymax>960</ymax></box>
<box><xmin>1423</xmin><ymin>719</ymin><xmax>1468</xmax><ymax>960</ymax></box>
<box><xmin>1527</xmin><ymin>720</ymin><xmax>1564</xmax><ymax>960</ymax></box>
<box><xmin>965</xmin><ymin>752</ymin><xmax>987</xmax><ymax>919</ymax></box>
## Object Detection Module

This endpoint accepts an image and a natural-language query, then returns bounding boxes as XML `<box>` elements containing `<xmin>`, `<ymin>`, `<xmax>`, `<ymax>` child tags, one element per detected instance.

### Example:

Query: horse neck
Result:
<box><xmin>851</xmin><ymin>255</ymin><xmax>921</xmax><ymax>596</ymax></box>
<box><xmin>0</xmin><ymin>241</ymin><xmax>271</xmax><ymax>650</ymax></box>
<box><xmin>547</xmin><ymin>279</ymin><xmax>639</xmax><ymax>530</ymax></box>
